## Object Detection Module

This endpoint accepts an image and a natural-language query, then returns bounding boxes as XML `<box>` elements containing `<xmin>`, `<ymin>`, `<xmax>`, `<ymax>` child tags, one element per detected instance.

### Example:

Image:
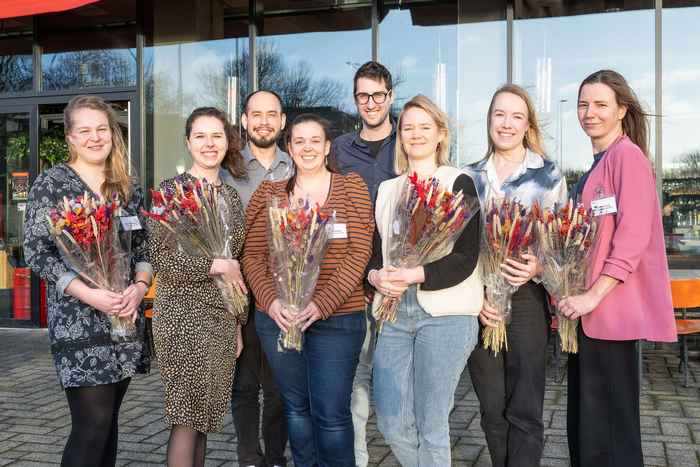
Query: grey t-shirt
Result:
<box><xmin>221</xmin><ymin>143</ymin><xmax>293</xmax><ymax>210</ymax></box>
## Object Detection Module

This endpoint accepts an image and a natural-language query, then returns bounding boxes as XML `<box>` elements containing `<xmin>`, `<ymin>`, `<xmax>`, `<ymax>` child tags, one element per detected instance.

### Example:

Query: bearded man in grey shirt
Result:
<box><xmin>223</xmin><ymin>90</ymin><xmax>291</xmax><ymax>467</ymax></box>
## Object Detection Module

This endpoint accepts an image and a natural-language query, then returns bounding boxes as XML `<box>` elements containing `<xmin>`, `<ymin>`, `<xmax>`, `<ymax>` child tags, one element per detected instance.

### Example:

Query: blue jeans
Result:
<box><xmin>351</xmin><ymin>307</ymin><xmax>377</xmax><ymax>467</ymax></box>
<box><xmin>373</xmin><ymin>287</ymin><xmax>478</xmax><ymax>467</ymax></box>
<box><xmin>255</xmin><ymin>310</ymin><xmax>365</xmax><ymax>467</ymax></box>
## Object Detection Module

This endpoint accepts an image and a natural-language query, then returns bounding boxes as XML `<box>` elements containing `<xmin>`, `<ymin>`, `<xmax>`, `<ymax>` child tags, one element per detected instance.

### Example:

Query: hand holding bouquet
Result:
<box><xmin>533</xmin><ymin>200</ymin><xmax>597</xmax><ymax>353</ymax></box>
<box><xmin>268</xmin><ymin>197</ymin><xmax>333</xmax><ymax>352</ymax></box>
<box><xmin>143</xmin><ymin>177</ymin><xmax>248</xmax><ymax>319</ymax></box>
<box><xmin>47</xmin><ymin>193</ymin><xmax>135</xmax><ymax>341</ymax></box>
<box><xmin>481</xmin><ymin>197</ymin><xmax>534</xmax><ymax>355</ymax></box>
<box><xmin>374</xmin><ymin>172</ymin><xmax>479</xmax><ymax>330</ymax></box>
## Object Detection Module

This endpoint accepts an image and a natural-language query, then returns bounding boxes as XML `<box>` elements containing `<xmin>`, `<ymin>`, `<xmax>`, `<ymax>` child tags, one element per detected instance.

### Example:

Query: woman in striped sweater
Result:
<box><xmin>242</xmin><ymin>113</ymin><xmax>374</xmax><ymax>467</ymax></box>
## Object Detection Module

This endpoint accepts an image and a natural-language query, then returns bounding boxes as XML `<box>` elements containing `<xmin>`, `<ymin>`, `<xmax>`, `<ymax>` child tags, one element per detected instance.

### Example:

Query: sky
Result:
<box><xmin>151</xmin><ymin>5</ymin><xmax>700</xmax><ymax>175</ymax></box>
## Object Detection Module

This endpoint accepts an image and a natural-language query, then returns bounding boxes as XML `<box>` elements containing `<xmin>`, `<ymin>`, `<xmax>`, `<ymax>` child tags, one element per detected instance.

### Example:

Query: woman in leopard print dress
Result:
<box><xmin>149</xmin><ymin>107</ymin><xmax>247</xmax><ymax>466</ymax></box>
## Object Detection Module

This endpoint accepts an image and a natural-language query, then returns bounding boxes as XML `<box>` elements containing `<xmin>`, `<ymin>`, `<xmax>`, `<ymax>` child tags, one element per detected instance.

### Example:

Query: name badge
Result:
<box><xmin>330</xmin><ymin>223</ymin><xmax>348</xmax><ymax>239</ymax></box>
<box><xmin>119</xmin><ymin>216</ymin><xmax>143</xmax><ymax>231</ymax></box>
<box><xmin>591</xmin><ymin>196</ymin><xmax>617</xmax><ymax>216</ymax></box>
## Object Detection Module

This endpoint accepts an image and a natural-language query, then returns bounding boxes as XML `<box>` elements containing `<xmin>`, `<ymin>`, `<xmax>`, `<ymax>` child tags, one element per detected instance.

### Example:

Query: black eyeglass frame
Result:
<box><xmin>354</xmin><ymin>90</ymin><xmax>392</xmax><ymax>105</ymax></box>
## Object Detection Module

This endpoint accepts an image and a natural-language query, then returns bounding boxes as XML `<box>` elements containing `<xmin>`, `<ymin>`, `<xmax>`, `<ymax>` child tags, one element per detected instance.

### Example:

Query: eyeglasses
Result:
<box><xmin>355</xmin><ymin>90</ymin><xmax>391</xmax><ymax>105</ymax></box>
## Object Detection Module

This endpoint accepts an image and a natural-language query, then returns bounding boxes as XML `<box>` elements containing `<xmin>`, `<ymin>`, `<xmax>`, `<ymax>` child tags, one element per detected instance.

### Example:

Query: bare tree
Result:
<box><xmin>674</xmin><ymin>150</ymin><xmax>700</xmax><ymax>177</ymax></box>
<box><xmin>0</xmin><ymin>55</ymin><xmax>32</xmax><ymax>92</ymax></box>
<box><xmin>42</xmin><ymin>49</ymin><xmax>135</xmax><ymax>90</ymax></box>
<box><xmin>195</xmin><ymin>40</ymin><xmax>346</xmax><ymax>112</ymax></box>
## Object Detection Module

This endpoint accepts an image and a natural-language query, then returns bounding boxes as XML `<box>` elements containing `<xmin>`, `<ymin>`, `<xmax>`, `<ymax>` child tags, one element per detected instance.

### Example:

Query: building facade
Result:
<box><xmin>1</xmin><ymin>0</ymin><xmax>699</xmax><ymax>326</ymax></box>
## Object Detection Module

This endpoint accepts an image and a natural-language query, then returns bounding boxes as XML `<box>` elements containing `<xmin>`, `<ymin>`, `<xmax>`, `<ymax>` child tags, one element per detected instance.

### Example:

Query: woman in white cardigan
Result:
<box><xmin>366</xmin><ymin>95</ymin><xmax>482</xmax><ymax>466</ymax></box>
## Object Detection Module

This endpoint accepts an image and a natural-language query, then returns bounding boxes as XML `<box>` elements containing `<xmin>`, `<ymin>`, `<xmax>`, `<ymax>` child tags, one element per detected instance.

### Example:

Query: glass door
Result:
<box><xmin>0</xmin><ymin>108</ymin><xmax>33</xmax><ymax>326</ymax></box>
<box><xmin>0</xmin><ymin>93</ymin><xmax>136</xmax><ymax>328</ymax></box>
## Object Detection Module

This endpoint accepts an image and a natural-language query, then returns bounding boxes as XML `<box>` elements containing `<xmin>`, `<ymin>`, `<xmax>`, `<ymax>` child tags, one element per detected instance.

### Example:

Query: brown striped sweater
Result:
<box><xmin>242</xmin><ymin>172</ymin><xmax>374</xmax><ymax>318</ymax></box>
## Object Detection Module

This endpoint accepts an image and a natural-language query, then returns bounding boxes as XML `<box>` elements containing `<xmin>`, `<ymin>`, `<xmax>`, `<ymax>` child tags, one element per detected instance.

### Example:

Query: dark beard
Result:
<box><xmin>362</xmin><ymin>109</ymin><xmax>390</xmax><ymax>130</ymax></box>
<box><xmin>247</xmin><ymin>133</ymin><xmax>279</xmax><ymax>149</ymax></box>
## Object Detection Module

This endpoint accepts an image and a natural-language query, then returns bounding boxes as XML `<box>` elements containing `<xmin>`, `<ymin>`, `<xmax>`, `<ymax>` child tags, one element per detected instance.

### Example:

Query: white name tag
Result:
<box><xmin>591</xmin><ymin>196</ymin><xmax>617</xmax><ymax>216</ymax></box>
<box><xmin>330</xmin><ymin>223</ymin><xmax>348</xmax><ymax>239</ymax></box>
<box><xmin>120</xmin><ymin>216</ymin><xmax>143</xmax><ymax>231</ymax></box>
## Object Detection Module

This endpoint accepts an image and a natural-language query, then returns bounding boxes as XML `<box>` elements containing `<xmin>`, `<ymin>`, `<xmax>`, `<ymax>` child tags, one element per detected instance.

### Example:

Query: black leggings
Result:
<box><xmin>62</xmin><ymin>378</ymin><xmax>131</xmax><ymax>467</ymax></box>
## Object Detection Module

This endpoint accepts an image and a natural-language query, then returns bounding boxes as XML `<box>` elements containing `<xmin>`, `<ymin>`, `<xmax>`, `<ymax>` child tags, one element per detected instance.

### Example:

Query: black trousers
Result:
<box><xmin>468</xmin><ymin>282</ymin><xmax>549</xmax><ymax>467</ymax></box>
<box><xmin>231</xmin><ymin>309</ymin><xmax>288</xmax><ymax>466</ymax></box>
<box><xmin>567</xmin><ymin>327</ymin><xmax>642</xmax><ymax>467</ymax></box>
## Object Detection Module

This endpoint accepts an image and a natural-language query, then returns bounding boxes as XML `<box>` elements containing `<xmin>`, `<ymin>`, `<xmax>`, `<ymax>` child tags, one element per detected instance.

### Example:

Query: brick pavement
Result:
<box><xmin>0</xmin><ymin>328</ymin><xmax>698</xmax><ymax>466</ymax></box>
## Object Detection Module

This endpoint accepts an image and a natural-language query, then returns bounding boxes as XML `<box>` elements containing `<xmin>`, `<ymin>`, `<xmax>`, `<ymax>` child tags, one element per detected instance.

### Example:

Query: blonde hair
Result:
<box><xmin>64</xmin><ymin>95</ymin><xmax>132</xmax><ymax>202</ymax></box>
<box><xmin>394</xmin><ymin>94</ymin><xmax>451</xmax><ymax>175</ymax></box>
<box><xmin>485</xmin><ymin>84</ymin><xmax>547</xmax><ymax>159</ymax></box>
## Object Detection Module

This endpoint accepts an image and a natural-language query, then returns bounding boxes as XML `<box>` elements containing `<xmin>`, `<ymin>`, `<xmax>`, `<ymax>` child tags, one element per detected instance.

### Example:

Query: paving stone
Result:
<box><xmin>661</xmin><ymin>422</ymin><xmax>691</xmax><ymax>436</ymax></box>
<box><xmin>2</xmin><ymin>329</ymin><xmax>699</xmax><ymax>466</ymax></box>
<box><xmin>17</xmin><ymin>451</ymin><xmax>62</xmax><ymax>464</ymax></box>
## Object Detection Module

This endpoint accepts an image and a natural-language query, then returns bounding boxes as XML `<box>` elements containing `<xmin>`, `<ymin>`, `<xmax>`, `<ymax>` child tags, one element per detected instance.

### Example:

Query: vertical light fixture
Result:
<box><xmin>559</xmin><ymin>98</ymin><xmax>568</xmax><ymax>171</ymax></box>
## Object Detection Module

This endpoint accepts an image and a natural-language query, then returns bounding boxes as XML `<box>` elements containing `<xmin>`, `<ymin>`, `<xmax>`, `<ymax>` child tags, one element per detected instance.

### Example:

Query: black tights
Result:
<box><xmin>167</xmin><ymin>425</ymin><xmax>207</xmax><ymax>467</ymax></box>
<box><xmin>61</xmin><ymin>378</ymin><xmax>130</xmax><ymax>467</ymax></box>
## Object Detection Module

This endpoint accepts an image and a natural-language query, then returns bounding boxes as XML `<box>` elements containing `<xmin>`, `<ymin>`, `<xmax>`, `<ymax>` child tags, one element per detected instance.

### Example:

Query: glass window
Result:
<box><xmin>0</xmin><ymin>111</ymin><xmax>32</xmax><ymax>322</ymax></box>
<box><xmin>146</xmin><ymin>4</ymin><xmax>248</xmax><ymax>185</ymax></box>
<box><xmin>662</xmin><ymin>2</ymin><xmax>700</xmax><ymax>264</ymax></box>
<box><xmin>38</xmin><ymin>0</ymin><xmax>137</xmax><ymax>90</ymax></box>
<box><xmin>513</xmin><ymin>2</ymin><xmax>655</xmax><ymax>188</ymax></box>
<box><xmin>379</xmin><ymin>1</ymin><xmax>507</xmax><ymax>167</ymax></box>
<box><xmin>257</xmin><ymin>2</ymin><xmax>373</xmax><ymax>138</ymax></box>
<box><xmin>0</xmin><ymin>17</ymin><xmax>33</xmax><ymax>93</ymax></box>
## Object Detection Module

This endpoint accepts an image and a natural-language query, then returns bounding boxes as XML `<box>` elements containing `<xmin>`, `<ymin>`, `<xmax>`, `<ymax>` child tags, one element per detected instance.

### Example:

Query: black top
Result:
<box><xmin>331</xmin><ymin>126</ymin><xmax>397</xmax><ymax>203</ymax></box>
<box><xmin>366</xmin><ymin>173</ymin><xmax>481</xmax><ymax>290</ymax></box>
<box><xmin>360</xmin><ymin>136</ymin><xmax>389</xmax><ymax>159</ymax></box>
<box><xmin>572</xmin><ymin>150</ymin><xmax>605</xmax><ymax>202</ymax></box>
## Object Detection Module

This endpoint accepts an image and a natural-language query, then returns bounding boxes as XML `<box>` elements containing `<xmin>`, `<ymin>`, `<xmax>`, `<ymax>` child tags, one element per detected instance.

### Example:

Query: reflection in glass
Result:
<box><xmin>0</xmin><ymin>17</ymin><xmax>33</xmax><ymax>93</ymax></box>
<box><xmin>147</xmin><ymin>37</ymin><xmax>248</xmax><ymax>184</ymax></box>
<box><xmin>42</xmin><ymin>49</ymin><xmax>137</xmax><ymax>90</ymax></box>
<box><xmin>38</xmin><ymin>0</ymin><xmax>137</xmax><ymax>90</ymax></box>
<box><xmin>380</xmin><ymin>1</ymin><xmax>507</xmax><ymax>166</ymax></box>
<box><xmin>257</xmin><ymin>4</ymin><xmax>372</xmax><ymax>138</ymax></box>
<box><xmin>0</xmin><ymin>112</ymin><xmax>32</xmax><ymax>321</ymax></box>
<box><xmin>662</xmin><ymin>3</ymin><xmax>700</xmax><ymax>260</ymax></box>
<box><xmin>513</xmin><ymin>4</ymin><xmax>654</xmax><ymax>186</ymax></box>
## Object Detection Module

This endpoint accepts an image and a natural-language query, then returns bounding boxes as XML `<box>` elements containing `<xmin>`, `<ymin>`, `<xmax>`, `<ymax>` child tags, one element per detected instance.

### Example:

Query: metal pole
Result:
<box><xmin>507</xmin><ymin>1</ymin><xmax>514</xmax><ymax>84</ymax></box>
<box><xmin>248</xmin><ymin>0</ymin><xmax>258</xmax><ymax>93</ymax></box>
<box><xmin>372</xmin><ymin>0</ymin><xmax>379</xmax><ymax>62</ymax></box>
<box><xmin>655</xmin><ymin>0</ymin><xmax>663</xmax><ymax>204</ymax></box>
<box><xmin>559</xmin><ymin>98</ymin><xmax>567</xmax><ymax>170</ymax></box>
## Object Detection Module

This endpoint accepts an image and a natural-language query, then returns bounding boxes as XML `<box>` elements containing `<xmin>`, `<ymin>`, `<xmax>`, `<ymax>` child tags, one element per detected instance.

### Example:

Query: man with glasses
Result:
<box><xmin>225</xmin><ymin>90</ymin><xmax>291</xmax><ymax>467</ymax></box>
<box><xmin>331</xmin><ymin>60</ymin><xmax>396</xmax><ymax>467</ymax></box>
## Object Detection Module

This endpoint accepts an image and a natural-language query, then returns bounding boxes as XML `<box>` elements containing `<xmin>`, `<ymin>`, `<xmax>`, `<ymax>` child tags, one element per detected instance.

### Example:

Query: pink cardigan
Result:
<box><xmin>581</xmin><ymin>136</ymin><xmax>676</xmax><ymax>342</ymax></box>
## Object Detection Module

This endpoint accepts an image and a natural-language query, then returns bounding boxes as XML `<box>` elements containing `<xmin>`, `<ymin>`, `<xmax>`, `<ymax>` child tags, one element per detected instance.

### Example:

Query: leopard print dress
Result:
<box><xmin>149</xmin><ymin>173</ymin><xmax>247</xmax><ymax>433</ymax></box>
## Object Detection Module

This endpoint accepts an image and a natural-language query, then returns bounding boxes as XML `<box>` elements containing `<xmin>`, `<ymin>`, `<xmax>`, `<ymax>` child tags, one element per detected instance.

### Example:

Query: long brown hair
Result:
<box><xmin>394</xmin><ymin>94</ymin><xmax>451</xmax><ymax>174</ymax></box>
<box><xmin>578</xmin><ymin>69</ymin><xmax>650</xmax><ymax>157</ymax></box>
<box><xmin>485</xmin><ymin>84</ymin><xmax>547</xmax><ymax>159</ymax></box>
<box><xmin>64</xmin><ymin>95</ymin><xmax>132</xmax><ymax>202</ymax></box>
<box><xmin>185</xmin><ymin>107</ymin><xmax>246</xmax><ymax>179</ymax></box>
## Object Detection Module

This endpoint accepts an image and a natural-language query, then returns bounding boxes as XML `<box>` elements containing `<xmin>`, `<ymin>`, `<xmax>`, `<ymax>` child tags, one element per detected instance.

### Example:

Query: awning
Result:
<box><xmin>0</xmin><ymin>0</ymin><xmax>100</xmax><ymax>20</ymax></box>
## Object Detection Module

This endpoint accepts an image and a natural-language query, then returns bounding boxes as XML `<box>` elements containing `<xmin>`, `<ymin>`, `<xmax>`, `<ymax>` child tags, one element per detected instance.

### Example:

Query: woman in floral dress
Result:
<box><xmin>24</xmin><ymin>95</ymin><xmax>152</xmax><ymax>467</ymax></box>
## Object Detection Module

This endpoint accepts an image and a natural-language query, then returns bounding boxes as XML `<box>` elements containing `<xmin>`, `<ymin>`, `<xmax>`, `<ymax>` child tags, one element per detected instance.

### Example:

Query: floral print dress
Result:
<box><xmin>24</xmin><ymin>164</ymin><xmax>151</xmax><ymax>388</ymax></box>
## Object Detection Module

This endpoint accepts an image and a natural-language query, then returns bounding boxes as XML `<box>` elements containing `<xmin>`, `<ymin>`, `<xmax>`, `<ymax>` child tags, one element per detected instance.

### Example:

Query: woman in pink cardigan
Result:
<box><xmin>559</xmin><ymin>69</ymin><xmax>676</xmax><ymax>467</ymax></box>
